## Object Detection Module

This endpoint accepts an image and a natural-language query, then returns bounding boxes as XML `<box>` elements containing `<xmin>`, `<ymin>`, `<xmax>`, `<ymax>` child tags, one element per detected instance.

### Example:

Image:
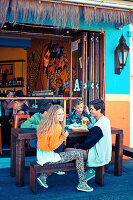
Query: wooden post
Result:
<box><xmin>69</xmin><ymin>39</ymin><xmax>72</xmax><ymax>113</ymax></box>
<box><xmin>0</xmin><ymin>124</ymin><xmax>2</xmax><ymax>155</ymax></box>
<box><xmin>82</xmin><ymin>32</ymin><xmax>85</xmax><ymax>103</ymax></box>
<box><xmin>94</xmin><ymin>33</ymin><xmax>100</xmax><ymax>99</ymax></box>
<box><xmin>89</xmin><ymin>33</ymin><xmax>95</xmax><ymax>102</ymax></box>
<box><xmin>84</xmin><ymin>32</ymin><xmax>88</xmax><ymax>105</ymax></box>
<box><xmin>63</xmin><ymin>99</ymin><xmax>66</xmax><ymax>125</ymax></box>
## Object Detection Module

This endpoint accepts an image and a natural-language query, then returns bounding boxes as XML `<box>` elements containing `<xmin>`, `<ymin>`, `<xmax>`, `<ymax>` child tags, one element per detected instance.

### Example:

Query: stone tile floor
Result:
<box><xmin>0</xmin><ymin>156</ymin><xmax>133</xmax><ymax>200</ymax></box>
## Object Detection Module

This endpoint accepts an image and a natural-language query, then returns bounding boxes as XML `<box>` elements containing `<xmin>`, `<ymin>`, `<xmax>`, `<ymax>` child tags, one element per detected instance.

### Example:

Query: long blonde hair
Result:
<box><xmin>37</xmin><ymin>104</ymin><xmax>65</xmax><ymax>137</ymax></box>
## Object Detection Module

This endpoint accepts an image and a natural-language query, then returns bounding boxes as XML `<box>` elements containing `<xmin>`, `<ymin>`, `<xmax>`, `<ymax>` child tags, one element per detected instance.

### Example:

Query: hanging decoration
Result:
<box><xmin>48</xmin><ymin>43</ymin><xmax>70</xmax><ymax>95</ymax></box>
<box><xmin>74</xmin><ymin>79</ymin><xmax>80</xmax><ymax>92</ymax></box>
<box><xmin>35</xmin><ymin>41</ymin><xmax>70</xmax><ymax>95</ymax></box>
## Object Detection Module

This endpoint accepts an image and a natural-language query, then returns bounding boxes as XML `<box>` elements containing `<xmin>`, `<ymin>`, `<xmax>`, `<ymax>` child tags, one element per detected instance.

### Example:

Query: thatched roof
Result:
<box><xmin>0</xmin><ymin>0</ymin><xmax>10</xmax><ymax>28</ymax></box>
<box><xmin>84</xmin><ymin>6</ymin><xmax>133</xmax><ymax>25</ymax></box>
<box><xmin>0</xmin><ymin>0</ymin><xmax>133</xmax><ymax>28</ymax></box>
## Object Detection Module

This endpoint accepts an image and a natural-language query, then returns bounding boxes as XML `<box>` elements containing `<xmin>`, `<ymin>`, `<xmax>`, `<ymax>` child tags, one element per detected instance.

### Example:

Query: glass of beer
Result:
<box><xmin>82</xmin><ymin>117</ymin><xmax>88</xmax><ymax>127</ymax></box>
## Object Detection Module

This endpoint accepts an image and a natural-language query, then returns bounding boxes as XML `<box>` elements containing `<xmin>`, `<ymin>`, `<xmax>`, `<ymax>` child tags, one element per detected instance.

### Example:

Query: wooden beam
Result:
<box><xmin>0</xmin><ymin>60</ymin><xmax>25</xmax><ymax>63</ymax></box>
<box><xmin>0</xmin><ymin>97</ymin><xmax>82</xmax><ymax>100</ymax></box>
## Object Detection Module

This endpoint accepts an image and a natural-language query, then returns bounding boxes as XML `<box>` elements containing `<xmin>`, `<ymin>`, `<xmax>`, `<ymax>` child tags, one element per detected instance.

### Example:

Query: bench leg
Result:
<box><xmin>30</xmin><ymin>165</ymin><xmax>37</xmax><ymax>194</ymax></box>
<box><xmin>95</xmin><ymin>166</ymin><xmax>104</xmax><ymax>186</ymax></box>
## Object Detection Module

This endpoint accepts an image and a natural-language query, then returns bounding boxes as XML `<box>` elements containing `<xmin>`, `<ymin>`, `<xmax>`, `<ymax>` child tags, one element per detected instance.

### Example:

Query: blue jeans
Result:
<box><xmin>54</xmin><ymin>142</ymin><xmax>64</xmax><ymax>153</ymax></box>
<box><xmin>30</xmin><ymin>138</ymin><xmax>37</xmax><ymax>148</ymax></box>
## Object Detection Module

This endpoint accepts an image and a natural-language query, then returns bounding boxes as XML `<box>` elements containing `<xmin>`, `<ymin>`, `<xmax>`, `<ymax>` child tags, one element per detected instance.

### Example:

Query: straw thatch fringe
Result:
<box><xmin>84</xmin><ymin>6</ymin><xmax>133</xmax><ymax>25</ymax></box>
<box><xmin>10</xmin><ymin>0</ymin><xmax>80</xmax><ymax>27</ymax></box>
<box><xmin>1</xmin><ymin>0</ymin><xmax>133</xmax><ymax>27</ymax></box>
<box><xmin>0</xmin><ymin>0</ymin><xmax>10</xmax><ymax>28</ymax></box>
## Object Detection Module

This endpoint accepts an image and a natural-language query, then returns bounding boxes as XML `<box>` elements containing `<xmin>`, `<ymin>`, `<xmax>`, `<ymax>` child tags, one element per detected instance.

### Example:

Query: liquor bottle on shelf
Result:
<box><xmin>21</xmin><ymin>77</ymin><xmax>24</xmax><ymax>85</ymax></box>
<box><xmin>17</xmin><ymin>77</ymin><xmax>19</xmax><ymax>85</ymax></box>
<box><xmin>10</xmin><ymin>65</ymin><xmax>13</xmax><ymax>75</ymax></box>
<box><xmin>9</xmin><ymin>78</ymin><xmax>13</xmax><ymax>85</ymax></box>
<box><xmin>6</xmin><ymin>80</ymin><xmax>9</xmax><ymax>85</ymax></box>
<box><xmin>13</xmin><ymin>78</ymin><xmax>17</xmax><ymax>85</ymax></box>
<box><xmin>2</xmin><ymin>73</ymin><xmax>7</xmax><ymax>85</ymax></box>
<box><xmin>0</xmin><ymin>67</ymin><xmax>2</xmax><ymax>75</ymax></box>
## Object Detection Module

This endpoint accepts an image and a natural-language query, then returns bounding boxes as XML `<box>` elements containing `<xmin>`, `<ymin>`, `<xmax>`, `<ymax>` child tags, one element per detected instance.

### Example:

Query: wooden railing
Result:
<box><xmin>0</xmin><ymin>96</ymin><xmax>82</xmax><ymax>124</ymax></box>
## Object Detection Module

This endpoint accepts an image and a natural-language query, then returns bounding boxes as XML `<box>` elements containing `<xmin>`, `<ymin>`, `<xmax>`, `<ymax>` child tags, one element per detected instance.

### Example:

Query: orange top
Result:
<box><xmin>37</xmin><ymin>124</ymin><xmax>66</xmax><ymax>151</ymax></box>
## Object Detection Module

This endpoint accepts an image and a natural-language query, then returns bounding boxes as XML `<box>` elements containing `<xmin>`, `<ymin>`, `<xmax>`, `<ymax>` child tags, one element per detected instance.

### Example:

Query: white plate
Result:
<box><xmin>67</xmin><ymin>123</ymin><xmax>87</xmax><ymax>130</ymax></box>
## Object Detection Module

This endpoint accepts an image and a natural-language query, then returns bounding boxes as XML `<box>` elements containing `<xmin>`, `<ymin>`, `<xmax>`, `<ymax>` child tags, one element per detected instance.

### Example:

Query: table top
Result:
<box><xmin>11</xmin><ymin>127</ymin><xmax>123</xmax><ymax>140</ymax></box>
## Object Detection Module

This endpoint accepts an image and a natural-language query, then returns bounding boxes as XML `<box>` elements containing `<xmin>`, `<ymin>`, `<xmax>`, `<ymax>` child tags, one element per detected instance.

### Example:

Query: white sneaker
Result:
<box><xmin>85</xmin><ymin>168</ymin><xmax>95</xmax><ymax>182</ymax></box>
<box><xmin>77</xmin><ymin>182</ymin><xmax>94</xmax><ymax>192</ymax></box>
<box><xmin>37</xmin><ymin>174</ymin><xmax>48</xmax><ymax>188</ymax></box>
<box><xmin>54</xmin><ymin>171</ymin><xmax>65</xmax><ymax>175</ymax></box>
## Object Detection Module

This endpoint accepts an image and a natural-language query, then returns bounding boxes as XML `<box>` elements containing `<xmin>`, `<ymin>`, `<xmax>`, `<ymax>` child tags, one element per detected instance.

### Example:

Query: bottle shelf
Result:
<box><xmin>0</xmin><ymin>85</ymin><xmax>25</xmax><ymax>88</ymax></box>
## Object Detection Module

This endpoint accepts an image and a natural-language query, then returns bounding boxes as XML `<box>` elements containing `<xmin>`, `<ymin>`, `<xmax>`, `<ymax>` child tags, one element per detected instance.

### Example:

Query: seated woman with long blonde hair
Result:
<box><xmin>37</xmin><ymin>104</ymin><xmax>93</xmax><ymax>192</ymax></box>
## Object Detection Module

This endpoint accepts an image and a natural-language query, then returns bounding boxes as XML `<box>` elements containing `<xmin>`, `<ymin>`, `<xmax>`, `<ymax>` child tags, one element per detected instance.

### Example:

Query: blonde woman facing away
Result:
<box><xmin>37</xmin><ymin>104</ymin><xmax>93</xmax><ymax>192</ymax></box>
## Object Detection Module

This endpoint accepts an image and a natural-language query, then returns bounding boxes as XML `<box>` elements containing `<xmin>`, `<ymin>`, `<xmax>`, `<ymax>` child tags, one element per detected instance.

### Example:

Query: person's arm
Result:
<box><xmin>20</xmin><ymin>115</ymin><xmax>39</xmax><ymax>129</ymax></box>
<box><xmin>87</xmin><ymin>116</ymin><xmax>96</xmax><ymax>129</ymax></box>
<box><xmin>83</xmin><ymin>111</ymin><xmax>96</xmax><ymax>129</ymax></box>
<box><xmin>66</xmin><ymin>114</ymin><xmax>73</xmax><ymax>125</ymax></box>
<box><xmin>7</xmin><ymin>100</ymin><xmax>15</xmax><ymax>109</ymax></box>
<box><xmin>76</xmin><ymin>126</ymin><xmax>103</xmax><ymax>150</ymax></box>
<box><xmin>25</xmin><ymin>100</ymin><xmax>30</xmax><ymax>107</ymax></box>
<box><xmin>48</xmin><ymin>127</ymin><xmax>67</xmax><ymax>151</ymax></box>
<box><xmin>2</xmin><ymin>101</ymin><xmax>7</xmax><ymax>109</ymax></box>
<box><xmin>84</xmin><ymin>105</ymin><xmax>90</xmax><ymax>114</ymax></box>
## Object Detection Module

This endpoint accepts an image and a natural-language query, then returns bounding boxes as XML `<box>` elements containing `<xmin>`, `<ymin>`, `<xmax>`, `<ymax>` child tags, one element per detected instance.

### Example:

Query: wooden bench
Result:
<box><xmin>112</xmin><ymin>144</ymin><xmax>133</xmax><ymax>158</ymax></box>
<box><xmin>123</xmin><ymin>145</ymin><xmax>133</xmax><ymax>158</ymax></box>
<box><xmin>30</xmin><ymin>161</ymin><xmax>104</xmax><ymax>194</ymax></box>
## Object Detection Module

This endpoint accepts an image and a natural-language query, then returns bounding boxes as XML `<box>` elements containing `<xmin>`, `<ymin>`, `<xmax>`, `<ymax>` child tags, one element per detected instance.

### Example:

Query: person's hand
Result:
<box><xmin>84</xmin><ymin>105</ymin><xmax>90</xmax><ymax>114</ymax></box>
<box><xmin>62</xmin><ymin>130</ymin><xmax>69</xmax><ymax>138</ymax></box>
<box><xmin>82</xmin><ymin>117</ymin><xmax>90</xmax><ymax>125</ymax></box>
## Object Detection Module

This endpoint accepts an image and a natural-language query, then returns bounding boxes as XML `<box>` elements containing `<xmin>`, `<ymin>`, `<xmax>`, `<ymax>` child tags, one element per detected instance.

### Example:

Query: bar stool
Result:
<box><xmin>12</xmin><ymin>114</ymin><xmax>30</xmax><ymax>147</ymax></box>
<box><xmin>0</xmin><ymin>123</ymin><xmax>2</xmax><ymax>155</ymax></box>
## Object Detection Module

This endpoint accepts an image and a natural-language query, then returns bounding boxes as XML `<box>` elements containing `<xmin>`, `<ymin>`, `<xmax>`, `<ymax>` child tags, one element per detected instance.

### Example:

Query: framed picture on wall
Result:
<box><xmin>0</xmin><ymin>63</ymin><xmax>14</xmax><ymax>76</ymax></box>
<box><xmin>0</xmin><ymin>63</ymin><xmax>14</xmax><ymax>85</ymax></box>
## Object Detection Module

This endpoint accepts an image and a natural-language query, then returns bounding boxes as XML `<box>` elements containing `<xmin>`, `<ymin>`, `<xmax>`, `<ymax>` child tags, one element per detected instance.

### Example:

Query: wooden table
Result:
<box><xmin>10</xmin><ymin>127</ymin><xmax>123</xmax><ymax>187</ymax></box>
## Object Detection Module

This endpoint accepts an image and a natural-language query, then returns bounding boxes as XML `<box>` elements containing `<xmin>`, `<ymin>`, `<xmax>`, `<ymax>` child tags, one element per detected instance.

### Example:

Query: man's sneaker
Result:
<box><xmin>37</xmin><ymin>174</ymin><xmax>48</xmax><ymax>188</ymax></box>
<box><xmin>54</xmin><ymin>171</ymin><xmax>65</xmax><ymax>175</ymax></box>
<box><xmin>85</xmin><ymin>168</ymin><xmax>95</xmax><ymax>182</ymax></box>
<box><xmin>77</xmin><ymin>182</ymin><xmax>94</xmax><ymax>192</ymax></box>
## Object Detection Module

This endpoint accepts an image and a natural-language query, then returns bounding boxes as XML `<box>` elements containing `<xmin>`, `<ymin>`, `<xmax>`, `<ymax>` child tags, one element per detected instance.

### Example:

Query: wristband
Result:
<box><xmin>62</xmin><ymin>134</ymin><xmax>66</xmax><ymax>138</ymax></box>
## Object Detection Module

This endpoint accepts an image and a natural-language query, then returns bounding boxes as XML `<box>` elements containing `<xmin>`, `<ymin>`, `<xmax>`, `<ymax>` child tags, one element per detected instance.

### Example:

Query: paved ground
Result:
<box><xmin>0</xmin><ymin>156</ymin><xmax>133</xmax><ymax>200</ymax></box>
